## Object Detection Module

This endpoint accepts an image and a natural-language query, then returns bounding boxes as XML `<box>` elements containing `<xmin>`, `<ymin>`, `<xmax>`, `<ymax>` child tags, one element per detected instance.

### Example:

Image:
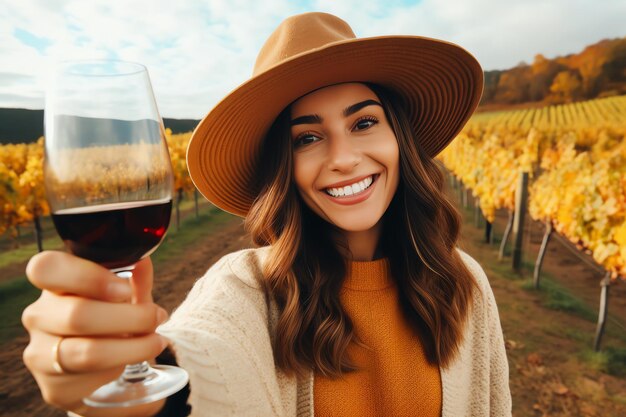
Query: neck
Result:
<box><xmin>334</xmin><ymin>222</ymin><xmax>383</xmax><ymax>261</ymax></box>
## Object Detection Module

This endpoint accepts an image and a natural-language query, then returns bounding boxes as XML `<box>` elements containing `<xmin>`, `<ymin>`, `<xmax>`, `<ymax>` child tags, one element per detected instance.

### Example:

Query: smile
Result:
<box><xmin>324</xmin><ymin>174</ymin><xmax>376</xmax><ymax>197</ymax></box>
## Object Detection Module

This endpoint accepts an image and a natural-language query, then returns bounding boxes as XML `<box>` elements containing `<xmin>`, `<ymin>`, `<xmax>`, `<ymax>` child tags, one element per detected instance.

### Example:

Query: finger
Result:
<box><xmin>24</xmin><ymin>330</ymin><xmax>169</xmax><ymax>375</ymax></box>
<box><xmin>32</xmin><ymin>364</ymin><xmax>125</xmax><ymax>411</ymax></box>
<box><xmin>26</xmin><ymin>251</ymin><xmax>132</xmax><ymax>303</ymax></box>
<box><xmin>23</xmin><ymin>292</ymin><xmax>168</xmax><ymax>336</ymax></box>
<box><xmin>130</xmin><ymin>256</ymin><xmax>154</xmax><ymax>304</ymax></box>
<box><xmin>37</xmin><ymin>364</ymin><xmax>166</xmax><ymax>417</ymax></box>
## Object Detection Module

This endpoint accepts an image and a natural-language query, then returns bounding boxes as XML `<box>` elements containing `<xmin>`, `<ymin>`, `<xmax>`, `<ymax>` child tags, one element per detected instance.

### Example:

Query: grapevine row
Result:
<box><xmin>0</xmin><ymin>129</ymin><xmax>195</xmax><ymax>241</ymax></box>
<box><xmin>438</xmin><ymin>95</ymin><xmax>626</xmax><ymax>280</ymax></box>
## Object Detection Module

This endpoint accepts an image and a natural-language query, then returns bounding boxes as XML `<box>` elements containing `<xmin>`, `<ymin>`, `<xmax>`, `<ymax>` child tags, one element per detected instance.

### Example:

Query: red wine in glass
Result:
<box><xmin>51</xmin><ymin>198</ymin><xmax>172</xmax><ymax>270</ymax></box>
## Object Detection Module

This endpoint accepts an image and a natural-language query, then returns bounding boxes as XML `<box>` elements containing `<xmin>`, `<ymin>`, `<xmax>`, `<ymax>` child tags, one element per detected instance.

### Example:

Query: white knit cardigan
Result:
<box><xmin>157</xmin><ymin>246</ymin><xmax>512</xmax><ymax>416</ymax></box>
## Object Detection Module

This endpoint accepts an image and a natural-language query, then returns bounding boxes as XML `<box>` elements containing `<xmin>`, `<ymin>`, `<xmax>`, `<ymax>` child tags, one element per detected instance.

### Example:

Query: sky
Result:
<box><xmin>1</xmin><ymin>0</ymin><xmax>625</xmax><ymax>119</ymax></box>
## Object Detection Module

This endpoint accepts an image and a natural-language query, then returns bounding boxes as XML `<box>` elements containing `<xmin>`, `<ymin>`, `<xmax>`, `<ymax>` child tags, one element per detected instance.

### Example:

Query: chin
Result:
<box><xmin>326</xmin><ymin>214</ymin><xmax>383</xmax><ymax>233</ymax></box>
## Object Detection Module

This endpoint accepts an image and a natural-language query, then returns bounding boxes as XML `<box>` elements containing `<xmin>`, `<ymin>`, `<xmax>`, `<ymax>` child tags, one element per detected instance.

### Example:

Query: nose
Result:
<box><xmin>326</xmin><ymin>133</ymin><xmax>361</xmax><ymax>172</ymax></box>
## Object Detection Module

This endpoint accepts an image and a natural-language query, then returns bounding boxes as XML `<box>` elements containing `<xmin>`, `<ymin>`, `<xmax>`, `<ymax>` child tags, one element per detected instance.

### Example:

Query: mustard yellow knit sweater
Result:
<box><xmin>314</xmin><ymin>258</ymin><xmax>442</xmax><ymax>416</ymax></box>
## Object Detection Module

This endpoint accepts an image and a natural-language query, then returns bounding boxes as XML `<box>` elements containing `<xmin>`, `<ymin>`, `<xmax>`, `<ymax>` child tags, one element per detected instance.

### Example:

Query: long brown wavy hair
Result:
<box><xmin>245</xmin><ymin>82</ymin><xmax>482</xmax><ymax>379</ymax></box>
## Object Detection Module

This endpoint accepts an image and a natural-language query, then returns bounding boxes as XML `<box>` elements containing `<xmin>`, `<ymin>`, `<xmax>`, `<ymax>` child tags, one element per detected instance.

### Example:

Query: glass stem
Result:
<box><xmin>114</xmin><ymin>268</ymin><xmax>152</xmax><ymax>382</ymax></box>
<box><xmin>123</xmin><ymin>361</ymin><xmax>152</xmax><ymax>382</ymax></box>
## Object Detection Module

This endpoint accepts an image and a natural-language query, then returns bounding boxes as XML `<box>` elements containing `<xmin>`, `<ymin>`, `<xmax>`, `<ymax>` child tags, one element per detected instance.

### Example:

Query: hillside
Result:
<box><xmin>0</xmin><ymin>108</ymin><xmax>200</xmax><ymax>144</ymax></box>
<box><xmin>481</xmin><ymin>36</ymin><xmax>626</xmax><ymax>108</ymax></box>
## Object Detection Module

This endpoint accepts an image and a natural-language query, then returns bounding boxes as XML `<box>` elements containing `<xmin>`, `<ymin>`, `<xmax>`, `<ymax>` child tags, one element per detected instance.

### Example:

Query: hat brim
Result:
<box><xmin>187</xmin><ymin>35</ymin><xmax>483</xmax><ymax>217</ymax></box>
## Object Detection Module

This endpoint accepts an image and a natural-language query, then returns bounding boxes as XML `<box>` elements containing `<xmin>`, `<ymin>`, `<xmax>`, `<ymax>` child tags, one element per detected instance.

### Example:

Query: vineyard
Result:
<box><xmin>0</xmin><ymin>129</ymin><xmax>195</xmax><ymax>246</ymax></box>
<box><xmin>438</xmin><ymin>95</ymin><xmax>626</xmax><ymax>281</ymax></box>
<box><xmin>3</xmin><ymin>96</ymin><xmax>626</xmax><ymax>280</ymax></box>
<box><xmin>2</xmin><ymin>98</ymin><xmax>626</xmax><ymax>416</ymax></box>
<box><xmin>3</xmin><ymin>96</ymin><xmax>626</xmax><ymax>281</ymax></box>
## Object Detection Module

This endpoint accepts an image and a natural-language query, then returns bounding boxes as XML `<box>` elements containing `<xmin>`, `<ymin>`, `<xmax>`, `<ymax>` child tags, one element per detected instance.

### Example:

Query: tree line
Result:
<box><xmin>482</xmin><ymin>37</ymin><xmax>626</xmax><ymax>107</ymax></box>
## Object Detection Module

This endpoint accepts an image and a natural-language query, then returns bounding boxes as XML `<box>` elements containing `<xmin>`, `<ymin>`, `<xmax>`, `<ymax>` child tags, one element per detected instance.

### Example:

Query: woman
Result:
<box><xmin>22</xmin><ymin>12</ymin><xmax>512</xmax><ymax>417</ymax></box>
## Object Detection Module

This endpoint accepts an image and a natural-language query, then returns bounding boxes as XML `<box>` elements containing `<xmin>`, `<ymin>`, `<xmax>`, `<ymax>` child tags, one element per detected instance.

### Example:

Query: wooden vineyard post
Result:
<box><xmin>485</xmin><ymin>220</ymin><xmax>494</xmax><ymax>245</ymax></box>
<box><xmin>512</xmin><ymin>171</ymin><xmax>529</xmax><ymax>271</ymax></box>
<box><xmin>461</xmin><ymin>184</ymin><xmax>467</xmax><ymax>208</ymax></box>
<box><xmin>474</xmin><ymin>197</ymin><xmax>481</xmax><ymax>228</ymax></box>
<box><xmin>458</xmin><ymin>181</ymin><xmax>465</xmax><ymax>208</ymax></box>
<box><xmin>176</xmin><ymin>188</ymin><xmax>183</xmax><ymax>231</ymax></box>
<box><xmin>34</xmin><ymin>213</ymin><xmax>43</xmax><ymax>253</ymax></box>
<box><xmin>533</xmin><ymin>220</ymin><xmax>553</xmax><ymax>289</ymax></box>
<box><xmin>594</xmin><ymin>272</ymin><xmax>612</xmax><ymax>352</ymax></box>
<box><xmin>499</xmin><ymin>210</ymin><xmax>514</xmax><ymax>260</ymax></box>
<box><xmin>194</xmin><ymin>189</ymin><xmax>200</xmax><ymax>219</ymax></box>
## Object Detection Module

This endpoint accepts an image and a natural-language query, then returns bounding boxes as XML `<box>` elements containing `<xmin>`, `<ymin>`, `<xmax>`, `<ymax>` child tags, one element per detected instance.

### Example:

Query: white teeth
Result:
<box><xmin>325</xmin><ymin>175</ymin><xmax>375</xmax><ymax>198</ymax></box>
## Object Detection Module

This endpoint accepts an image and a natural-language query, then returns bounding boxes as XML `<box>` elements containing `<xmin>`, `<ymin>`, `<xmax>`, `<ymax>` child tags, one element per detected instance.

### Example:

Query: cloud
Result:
<box><xmin>0</xmin><ymin>0</ymin><xmax>624</xmax><ymax>118</ymax></box>
<box><xmin>13</xmin><ymin>28</ymin><xmax>54</xmax><ymax>53</ymax></box>
<box><xmin>311</xmin><ymin>0</ymin><xmax>626</xmax><ymax>69</ymax></box>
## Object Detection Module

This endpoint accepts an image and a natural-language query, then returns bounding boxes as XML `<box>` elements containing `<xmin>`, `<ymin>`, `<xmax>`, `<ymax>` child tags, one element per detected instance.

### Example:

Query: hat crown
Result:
<box><xmin>253</xmin><ymin>12</ymin><xmax>356</xmax><ymax>75</ymax></box>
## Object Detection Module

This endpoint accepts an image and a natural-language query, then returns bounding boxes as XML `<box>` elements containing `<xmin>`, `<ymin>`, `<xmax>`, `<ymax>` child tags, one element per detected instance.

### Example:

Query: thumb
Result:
<box><xmin>130</xmin><ymin>256</ymin><xmax>154</xmax><ymax>304</ymax></box>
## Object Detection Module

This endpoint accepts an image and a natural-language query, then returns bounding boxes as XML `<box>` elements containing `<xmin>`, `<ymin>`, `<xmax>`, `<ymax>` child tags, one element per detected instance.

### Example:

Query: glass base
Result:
<box><xmin>83</xmin><ymin>364</ymin><xmax>189</xmax><ymax>408</ymax></box>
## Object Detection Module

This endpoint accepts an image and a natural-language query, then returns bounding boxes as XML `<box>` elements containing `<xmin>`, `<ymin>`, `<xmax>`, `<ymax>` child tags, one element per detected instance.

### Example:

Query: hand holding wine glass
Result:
<box><xmin>22</xmin><ymin>60</ymin><xmax>188</xmax><ymax>414</ymax></box>
<box><xmin>23</xmin><ymin>254</ymin><xmax>171</xmax><ymax>416</ymax></box>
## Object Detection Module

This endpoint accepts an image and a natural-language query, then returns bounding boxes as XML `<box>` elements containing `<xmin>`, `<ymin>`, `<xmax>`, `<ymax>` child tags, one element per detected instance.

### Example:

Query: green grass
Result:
<box><xmin>581</xmin><ymin>346</ymin><xmax>626</xmax><ymax>377</ymax></box>
<box><xmin>0</xmin><ymin>275</ymin><xmax>42</xmax><ymax>342</ymax></box>
<box><xmin>520</xmin><ymin>276</ymin><xmax>597</xmax><ymax>322</ymax></box>
<box><xmin>0</xmin><ymin>203</ymin><xmax>235</xmax><ymax>346</ymax></box>
<box><xmin>462</xmin><ymin>209</ymin><xmax>603</xmax><ymax>324</ymax></box>
<box><xmin>0</xmin><ymin>236</ymin><xmax>64</xmax><ymax>269</ymax></box>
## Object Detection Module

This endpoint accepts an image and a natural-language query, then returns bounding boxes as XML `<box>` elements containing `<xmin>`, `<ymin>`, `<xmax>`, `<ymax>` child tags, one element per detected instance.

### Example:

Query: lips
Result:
<box><xmin>323</xmin><ymin>173</ymin><xmax>376</xmax><ymax>189</ymax></box>
<box><xmin>321</xmin><ymin>174</ymin><xmax>379</xmax><ymax>205</ymax></box>
<box><xmin>326</xmin><ymin>175</ymin><xmax>373</xmax><ymax>197</ymax></box>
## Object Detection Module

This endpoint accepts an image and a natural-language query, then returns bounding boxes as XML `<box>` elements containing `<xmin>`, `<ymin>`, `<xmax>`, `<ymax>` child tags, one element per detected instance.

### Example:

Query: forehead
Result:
<box><xmin>290</xmin><ymin>83</ymin><xmax>379</xmax><ymax>117</ymax></box>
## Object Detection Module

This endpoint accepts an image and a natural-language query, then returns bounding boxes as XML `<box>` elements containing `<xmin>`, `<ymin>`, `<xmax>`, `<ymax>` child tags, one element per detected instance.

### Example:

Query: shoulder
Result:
<box><xmin>454</xmin><ymin>246</ymin><xmax>495</xmax><ymax>311</ymax></box>
<box><xmin>205</xmin><ymin>245</ymin><xmax>271</xmax><ymax>290</ymax></box>
<box><xmin>454</xmin><ymin>246</ymin><xmax>489</xmax><ymax>288</ymax></box>
<box><xmin>161</xmin><ymin>246</ymin><xmax>271</xmax><ymax>322</ymax></box>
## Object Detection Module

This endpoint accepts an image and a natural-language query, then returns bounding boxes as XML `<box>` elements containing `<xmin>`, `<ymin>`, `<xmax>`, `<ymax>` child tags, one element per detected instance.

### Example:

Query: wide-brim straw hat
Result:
<box><xmin>187</xmin><ymin>12</ymin><xmax>483</xmax><ymax>217</ymax></box>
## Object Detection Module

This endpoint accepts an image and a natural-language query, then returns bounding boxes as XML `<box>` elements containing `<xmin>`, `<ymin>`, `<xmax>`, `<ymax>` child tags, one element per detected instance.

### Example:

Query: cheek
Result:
<box><xmin>292</xmin><ymin>155</ymin><xmax>306</xmax><ymax>191</ymax></box>
<box><xmin>376</xmin><ymin>139</ymin><xmax>400</xmax><ymax>202</ymax></box>
<box><xmin>380</xmin><ymin>135</ymin><xmax>400</xmax><ymax>182</ymax></box>
<box><xmin>292</xmin><ymin>154</ymin><xmax>318</xmax><ymax>200</ymax></box>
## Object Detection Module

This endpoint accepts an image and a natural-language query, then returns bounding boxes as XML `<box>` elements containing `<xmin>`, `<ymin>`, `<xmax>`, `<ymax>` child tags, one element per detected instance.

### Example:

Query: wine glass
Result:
<box><xmin>43</xmin><ymin>59</ymin><xmax>189</xmax><ymax>408</ymax></box>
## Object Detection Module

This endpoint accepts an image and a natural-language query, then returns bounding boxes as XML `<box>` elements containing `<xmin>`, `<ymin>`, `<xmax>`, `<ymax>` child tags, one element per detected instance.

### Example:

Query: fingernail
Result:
<box><xmin>157</xmin><ymin>307</ymin><xmax>168</xmax><ymax>324</ymax></box>
<box><xmin>107</xmin><ymin>281</ymin><xmax>132</xmax><ymax>300</ymax></box>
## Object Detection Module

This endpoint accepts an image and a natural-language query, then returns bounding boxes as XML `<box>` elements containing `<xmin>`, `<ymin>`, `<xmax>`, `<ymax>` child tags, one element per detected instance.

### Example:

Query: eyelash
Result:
<box><xmin>354</xmin><ymin>116</ymin><xmax>378</xmax><ymax>130</ymax></box>
<box><xmin>293</xmin><ymin>115</ymin><xmax>379</xmax><ymax>148</ymax></box>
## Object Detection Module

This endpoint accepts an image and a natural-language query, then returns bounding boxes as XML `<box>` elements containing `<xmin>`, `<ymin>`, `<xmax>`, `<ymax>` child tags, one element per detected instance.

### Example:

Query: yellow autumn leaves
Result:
<box><xmin>0</xmin><ymin>129</ymin><xmax>193</xmax><ymax>238</ymax></box>
<box><xmin>438</xmin><ymin>95</ymin><xmax>626</xmax><ymax>279</ymax></box>
<box><xmin>0</xmin><ymin>138</ymin><xmax>48</xmax><ymax>236</ymax></box>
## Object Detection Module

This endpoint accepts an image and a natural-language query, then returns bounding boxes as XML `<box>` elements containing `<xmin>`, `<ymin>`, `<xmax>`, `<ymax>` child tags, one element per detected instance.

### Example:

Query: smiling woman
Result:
<box><xmin>22</xmin><ymin>11</ymin><xmax>512</xmax><ymax>417</ymax></box>
<box><xmin>290</xmin><ymin>83</ymin><xmax>400</xmax><ymax>248</ymax></box>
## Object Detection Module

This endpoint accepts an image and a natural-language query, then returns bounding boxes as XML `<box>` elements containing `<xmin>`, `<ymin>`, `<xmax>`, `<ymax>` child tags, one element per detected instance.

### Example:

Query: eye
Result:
<box><xmin>353</xmin><ymin>116</ymin><xmax>378</xmax><ymax>131</ymax></box>
<box><xmin>293</xmin><ymin>132</ymin><xmax>321</xmax><ymax>148</ymax></box>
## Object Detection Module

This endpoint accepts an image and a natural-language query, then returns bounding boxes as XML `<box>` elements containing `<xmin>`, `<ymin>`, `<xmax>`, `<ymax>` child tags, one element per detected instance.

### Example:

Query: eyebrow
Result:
<box><xmin>290</xmin><ymin>99</ymin><xmax>382</xmax><ymax>126</ymax></box>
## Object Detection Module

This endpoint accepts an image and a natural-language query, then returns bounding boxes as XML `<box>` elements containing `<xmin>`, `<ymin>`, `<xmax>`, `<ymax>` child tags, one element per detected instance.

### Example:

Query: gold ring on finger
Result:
<box><xmin>52</xmin><ymin>336</ymin><xmax>69</xmax><ymax>374</ymax></box>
